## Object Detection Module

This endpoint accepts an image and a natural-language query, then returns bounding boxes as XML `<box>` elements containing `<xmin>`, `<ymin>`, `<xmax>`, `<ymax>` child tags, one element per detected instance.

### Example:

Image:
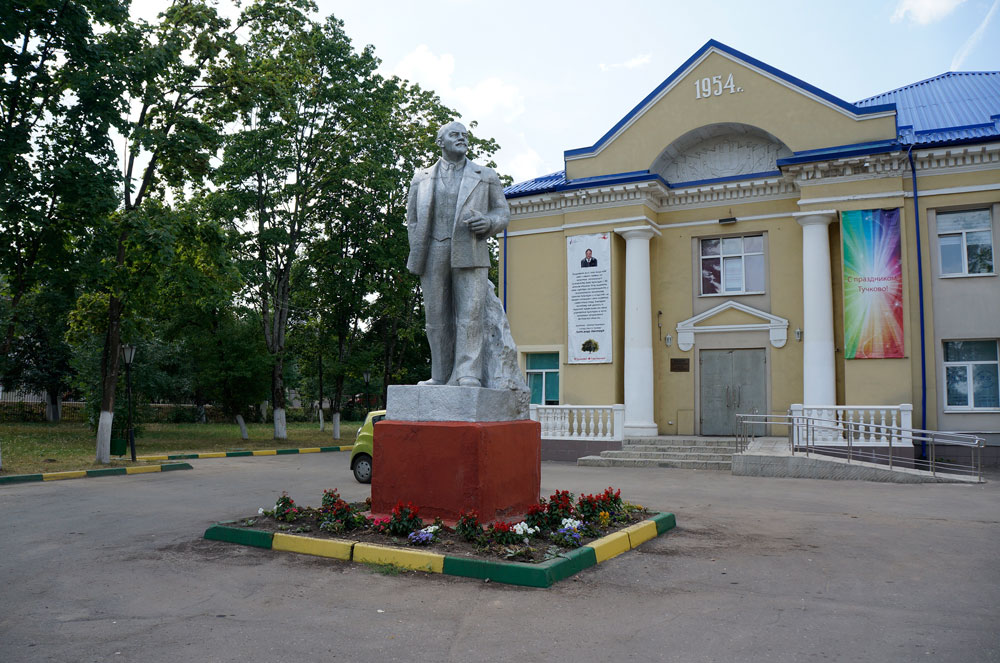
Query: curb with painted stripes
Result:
<box><xmin>204</xmin><ymin>511</ymin><xmax>676</xmax><ymax>588</ymax></box>
<box><xmin>0</xmin><ymin>462</ymin><xmax>194</xmax><ymax>485</ymax></box>
<box><xmin>139</xmin><ymin>445</ymin><xmax>352</xmax><ymax>461</ymax></box>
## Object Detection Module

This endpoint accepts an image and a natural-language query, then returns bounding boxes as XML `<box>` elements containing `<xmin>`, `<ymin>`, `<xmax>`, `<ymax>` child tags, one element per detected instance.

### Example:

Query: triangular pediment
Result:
<box><xmin>676</xmin><ymin>301</ymin><xmax>788</xmax><ymax>351</ymax></box>
<box><xmin>565</xmin><ymin>40</ymin><xmax>897</xmax><ymax>181</ymax></box>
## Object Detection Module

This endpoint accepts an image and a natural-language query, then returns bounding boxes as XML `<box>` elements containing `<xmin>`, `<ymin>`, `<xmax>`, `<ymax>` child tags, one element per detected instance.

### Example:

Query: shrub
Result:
<box><xmin>456</xmin><ymin>510</ymin><xmax>483</xmax><ymax>542</ymax></box>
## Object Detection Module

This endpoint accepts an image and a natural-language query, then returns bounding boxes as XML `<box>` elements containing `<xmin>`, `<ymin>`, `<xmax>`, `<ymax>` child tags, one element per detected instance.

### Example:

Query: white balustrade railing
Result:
<box><xmin>529</xmin><ymin>404</ymin><xmax>625</xmax><ymax>441</ymax></box>
<box><xmin>790</xmin><ymin>403</ymin><xmax>913</xmax><ymax>445</ymax></box>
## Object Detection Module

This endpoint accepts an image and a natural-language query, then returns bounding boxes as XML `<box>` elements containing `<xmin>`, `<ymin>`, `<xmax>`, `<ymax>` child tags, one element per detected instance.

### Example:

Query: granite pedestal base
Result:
<box><xmin>371</xmin><ymin>419</ymin><xmax>541</xmax><ymax>523</ymax></box>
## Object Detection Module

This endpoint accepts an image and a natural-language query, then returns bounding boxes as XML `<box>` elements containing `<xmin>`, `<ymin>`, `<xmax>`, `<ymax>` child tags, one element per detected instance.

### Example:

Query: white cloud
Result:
<box><xmin>891</xmin><ymin>0</ymin><xmax>966</xmax><ymax>24</ymax></box>
<box><xmin>951</xmin><ymin>0</ymin><xmax>999</xmax><ymax>69</ymax></box>
<box><xmin>599</xmin><ymin>53</ymin><xmax>652</xmax><ymax>72</ymax></box>
<box><xmin>388</xmin><ymin>45</ymin><xmax>524</xmax><ymax>123</ymax></box>
<box><xmin>505</xmin><ymin>147</ymin><xmax>548</xmax><ymax>184</ymax></box>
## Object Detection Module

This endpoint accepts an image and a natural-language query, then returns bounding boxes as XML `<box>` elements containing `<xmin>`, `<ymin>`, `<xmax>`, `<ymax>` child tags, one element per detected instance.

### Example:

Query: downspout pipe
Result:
<box><xmin>502</xmin><ymin>228</ymin><xmax>508</xmax><ymax>310</ymax></box>
<box><xmin>907</xmin><ymin>145</ymin><xmax>928</xmax><ymax>457</ymax></box>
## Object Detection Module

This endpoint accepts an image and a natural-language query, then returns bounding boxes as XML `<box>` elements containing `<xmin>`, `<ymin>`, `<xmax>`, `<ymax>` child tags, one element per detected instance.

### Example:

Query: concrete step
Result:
<box><xmin>577</xmin><ymin>456</ymin><xmax>732</xmax><ymax>470</ymax></box>
<box><xmin>601</xmin><ymin>450</ymin><xmax>735</xmax><ymax>461</ymax></box>
<box><xmin>624</xmin><ymin>437</ymin><xmax>738</xmax><ymax>448</ymax></box>
<box><xmin>619</xmin><ymin>444</ymin><xmax>737</xmax><ymax>454</ymax></box>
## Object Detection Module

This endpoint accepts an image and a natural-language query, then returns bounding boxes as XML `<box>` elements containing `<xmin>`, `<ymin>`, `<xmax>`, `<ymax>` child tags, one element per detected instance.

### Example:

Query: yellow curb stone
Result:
<box><xmin>622</xmin><ymin>520</ymin><xmax>658</xmax><ymax>548</ymax></box>
<box><xmin>252</xmin><ymin>450</ymin><xmax>277</xmax><ymax>456</ymax></box>
<box><xmin>298</xmin><ymin>448</ymin><xmax>321</xmax><ymax>454</ymax></box>
<box><xmin>586</xmin><ymin>530</ymin><xmax>631</xmax><ymax>563</ymax></box>
<box><xmin>198</xmin><ymin>452</ymin><xmax>228</xmax><ymax>458</ymax></box>
<box><xmin>125</xmin><ymin>465</ymin><xmax>161</xmax><ymax>474</ymax></box>
<box><xmin>353</xmin><ymin>542</ymin><xmax>445</xmax><ymax>573</ymax></box>
<box><xmin>141</xmin><ymin>455</ymin><xmax>169</xmax><ymax>461</ymax></box>
<box><xmin>273</xmin><ymin>533</ymin><xmax>355</xmax><ymax>560</ymax></box>
<box><xmin>43</xmin><ymin>471</ymin><xmax>87</xmax><ymax>481</ymax></box>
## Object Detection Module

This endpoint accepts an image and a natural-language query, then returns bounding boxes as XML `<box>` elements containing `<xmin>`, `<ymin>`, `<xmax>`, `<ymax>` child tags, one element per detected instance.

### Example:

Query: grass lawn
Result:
<box><xmin>0</xmin><ymin>420</ymin><xmax>363</xmax><ymax>476</ymax></box>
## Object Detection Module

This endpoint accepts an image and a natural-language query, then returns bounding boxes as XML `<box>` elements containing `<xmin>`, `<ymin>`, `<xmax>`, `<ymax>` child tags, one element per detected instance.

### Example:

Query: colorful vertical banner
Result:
<box><xmin>841</xmin><ymin>208</ymin><xmax>904</xmax><ymax>359</ymax></box>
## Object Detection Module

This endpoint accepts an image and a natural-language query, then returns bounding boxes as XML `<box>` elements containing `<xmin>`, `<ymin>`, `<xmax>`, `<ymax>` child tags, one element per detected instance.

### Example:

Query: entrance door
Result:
<box><xmin>700</xmin><ymin>349</ymin><xmax>766</xmax><ymax>435</ymax></box>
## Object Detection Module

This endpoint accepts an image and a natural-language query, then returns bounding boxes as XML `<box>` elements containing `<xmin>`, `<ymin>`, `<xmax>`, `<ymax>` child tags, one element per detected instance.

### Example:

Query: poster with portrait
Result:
<box><xmin>567</xmin><ymin>232</ymin><xmax>612</xmax><ymax>364</ymax></box>
<box><xmin>841</xmin><ymin>208</ymin><xmax>904</xmax><ymax>359</ymax></box>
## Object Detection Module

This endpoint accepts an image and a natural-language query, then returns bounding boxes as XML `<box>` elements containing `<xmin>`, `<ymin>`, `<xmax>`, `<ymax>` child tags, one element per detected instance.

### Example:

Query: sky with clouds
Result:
<box><xmin>133</xmin><ymin>0</ymin><xmax>999</xmax><ymax>185</ymax></box>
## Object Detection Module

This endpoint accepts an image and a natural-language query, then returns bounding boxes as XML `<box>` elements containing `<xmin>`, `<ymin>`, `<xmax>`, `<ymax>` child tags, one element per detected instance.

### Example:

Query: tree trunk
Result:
<box><xmin>235</xmin><ymin>414</ymin><xmax>249</xmax><ymax>440</ymax></box>
<box><xmin>272</xmin><ymin>357</ymin><xmax>286</xmax><ymax>439</ymax></box>
<box><xmin>45</xmin><ymin>387</ymin><xmax>62</xmax><ymax>422</ymax></box>
<box><xmin>331</xmin><ymin>411</ymin><xmax>340</xmax><ymax>440</ymax></box>
<box><xmin>319</xmin><ymin>408</ymin><xmax>325</xmax><ymax>431</ymax></box>
<box><xmin>96</xmin><ymin>295</ymin><xmax>123</xmax><ymax>464</ymax></box>
<box><xmin>260</xmin><ymin>401</ymin><xmax>268</xmax><ymax>422</ymax></box>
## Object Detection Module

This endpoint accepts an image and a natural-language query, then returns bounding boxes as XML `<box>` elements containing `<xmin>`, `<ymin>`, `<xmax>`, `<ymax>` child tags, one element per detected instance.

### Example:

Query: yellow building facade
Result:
<box><xmin>502</xmin><ymin>41</ymin><xmax>1000</xmax><ymax>460</ymax></box>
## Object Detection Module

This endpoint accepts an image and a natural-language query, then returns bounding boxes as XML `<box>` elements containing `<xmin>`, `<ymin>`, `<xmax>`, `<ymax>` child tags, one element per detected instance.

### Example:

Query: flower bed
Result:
<box><xmin>230</xmin><ymin>487</ymin><xmax>650</xmax><ymax>564</ymax></box>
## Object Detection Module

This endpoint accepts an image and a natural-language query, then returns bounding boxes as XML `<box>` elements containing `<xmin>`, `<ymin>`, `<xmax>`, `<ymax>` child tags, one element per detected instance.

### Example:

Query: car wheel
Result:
<box><xmin>352</xmin><ymin>453</ymin><xmax>372</xmax><ymax>484</ymax></box>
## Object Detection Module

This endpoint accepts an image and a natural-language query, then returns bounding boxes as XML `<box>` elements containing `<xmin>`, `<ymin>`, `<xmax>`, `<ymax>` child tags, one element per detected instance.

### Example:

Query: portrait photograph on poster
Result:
<box><xmin>567</xmin><ymin>233</ymin><xmax>612</xmax><ymax>364</ymax></box>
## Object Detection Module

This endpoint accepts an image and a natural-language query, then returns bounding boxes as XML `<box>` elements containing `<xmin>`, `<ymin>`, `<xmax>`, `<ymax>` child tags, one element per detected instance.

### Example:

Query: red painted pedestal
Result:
<box><xmin>371</xmin><ymin>420</ymin><xmax>541</xmax><ymax>522</ymax></box>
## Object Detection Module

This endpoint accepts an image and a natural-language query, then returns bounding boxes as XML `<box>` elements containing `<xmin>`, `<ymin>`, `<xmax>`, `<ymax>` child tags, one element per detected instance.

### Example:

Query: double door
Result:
<box><xmin>700</xmin><ymin>349</ymin><xmax>766</xmax><ymax>436</ymax></box>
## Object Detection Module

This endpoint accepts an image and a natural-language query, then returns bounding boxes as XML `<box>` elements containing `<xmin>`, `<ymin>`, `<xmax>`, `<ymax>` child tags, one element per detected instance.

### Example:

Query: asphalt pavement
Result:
<box><xmin>1</xmin><ymin>452</ymin><xmax>997</xmax><ymax>662</ymax></box>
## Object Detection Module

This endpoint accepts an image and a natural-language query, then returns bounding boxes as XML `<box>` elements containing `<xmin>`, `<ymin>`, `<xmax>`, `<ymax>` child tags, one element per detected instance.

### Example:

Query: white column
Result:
<box><xmin>795</xmin><ymin>211</ymin><xmax>837</xmax><ymax>406</ymax></box>
<box><xmin>615</xmin><ymin>225</ymin><xmax>659</xmax><ymax>436</ymax></box>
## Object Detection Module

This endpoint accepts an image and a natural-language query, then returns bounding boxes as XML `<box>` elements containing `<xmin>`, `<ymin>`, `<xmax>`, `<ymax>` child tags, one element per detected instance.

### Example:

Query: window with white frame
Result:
<box><xmin>944</xmin><ymin>340</ymin><xmax>999</xmax><ymax>410</ymax></box>
<box><xmin>937</xmin><ymin>208</ymin><xmax>994</xmax><ymax>276</ymax></box>
<box><xmin>526</xmin><ymin>353</ymin><xmax>559</xmax><ymax>405</ymax></box>
<box><xmin>700</xmin><ymin>234</ymin><xmax>765</xmax><ymax>295</ymax></box>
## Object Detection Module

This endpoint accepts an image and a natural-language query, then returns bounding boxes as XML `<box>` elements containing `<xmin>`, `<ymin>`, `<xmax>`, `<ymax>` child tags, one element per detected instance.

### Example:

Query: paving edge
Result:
<box><xmin>203</xmin><ymin>511</ymin><xmax>676</xmax><ymax>588</ymax></box>
<box><xmin>0</xmin><ymin>462</ymin><xmax>193</xmax><ymax>485</ymax></box>
<box><xmin>138</xmin><ymin>446</ymin><xmax>352</xmax><ymax>461</ymax></box>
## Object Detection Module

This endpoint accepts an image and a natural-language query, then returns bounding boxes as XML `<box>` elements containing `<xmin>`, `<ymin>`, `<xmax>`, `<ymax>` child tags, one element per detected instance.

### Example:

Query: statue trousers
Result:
<box><xmin>421</xmin><ymin>238</ymin><xmax>487</xmax><ymax>384</ymax></box>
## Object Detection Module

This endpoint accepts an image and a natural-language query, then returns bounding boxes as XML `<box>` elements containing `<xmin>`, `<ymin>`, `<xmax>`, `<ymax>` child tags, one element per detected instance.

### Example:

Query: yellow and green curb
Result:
<box><xmin>139</xmin><ymin>445</ymin><xmax>351</xmax><ymax>461</ymax></box>
<box><xmin>0</xmin><ymin>462</ymin><xmax>194</xmax><ymax>485</ymax></box>
<box><xmin>204</xmin><ymin>511</ymin><xmax>676</xmax><ymax>588</ymax></box>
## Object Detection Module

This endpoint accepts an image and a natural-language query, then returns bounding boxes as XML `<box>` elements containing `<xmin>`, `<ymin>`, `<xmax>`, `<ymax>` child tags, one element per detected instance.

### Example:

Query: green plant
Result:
<box><xmin>456</xmin><ymin>510</ymin><xmax>483</xmax><ymax>542</ymax></box>
<box><xmin>387</xmin><ymin>501</ymin><xmax>423</xmax><ymax>537</ymax></box>
<box><xmin>273</xmin><ymin>492</ymin><xmax>301</xmax><ymax>522</ymax></box>
<box><xmin>545</xmin><ymin>490</ymin><xmax>575</xmax><ymax>529</ymax></box>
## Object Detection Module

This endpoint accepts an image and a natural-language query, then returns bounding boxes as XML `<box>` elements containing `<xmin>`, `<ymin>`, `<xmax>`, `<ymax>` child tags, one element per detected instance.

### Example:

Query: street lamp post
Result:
<box><xmin>362</xmin><ymin>369</ymin><xmax>371</xmax><ymax>417</ymax></box>
<box><xmin>121</xmin><ymin>344</ymin><xmax>137</xmax><ymax>462</ymax></box>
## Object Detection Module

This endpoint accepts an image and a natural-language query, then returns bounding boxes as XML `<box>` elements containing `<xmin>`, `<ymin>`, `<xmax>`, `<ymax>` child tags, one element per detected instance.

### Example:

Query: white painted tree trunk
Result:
<box><xmin>260</xmin><ymin>401</ymin><xmax>268</xmax><ymax>422</ymax></box>
<box><xmin>45</xmin><ymin>392</ymin><xmax>62</xmax><ymax>422</ymax></box>
<box><xmin>331</xmin><ymin>412</ymin><xmax>341</xmax><ymax>440</ymax></box>
<box><xmin>319</xmin><ymin>409</ymin><xmax>325</xmax><ymax>431</ymax></box>
<box><xmin>96</xmin><ymin>410</ymin><xmax>113</xmax><ymax>464</ymax></box>
<box><xmin>273</xmin><ymin>407</ymin><xmax>287</xmax><ymax>439</ymax></box>
<box><xmin>236</xmin><ymin>414</ymin><xmax>249</xmax><ymax>440</ymax></box>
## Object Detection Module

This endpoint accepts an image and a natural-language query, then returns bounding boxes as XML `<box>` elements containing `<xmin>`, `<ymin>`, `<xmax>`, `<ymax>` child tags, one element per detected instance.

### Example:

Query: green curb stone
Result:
<box><xmin>170</xmin><ymin>454</ymin><xmax>199</xmax><ymax>459</ymax></box>
<box><xmin>160</xmin><ymin>462</ymin><xmax>193</xmax><ymax>472</ymax></box>
<box><xmin>650</xmin><ymin>512</ymin><xmax>677</xmax><ymax>535</ymax></box>
<box><xmin>275</xmin><ymin>449</ymin><xmax>299</xmax><ymax>455</ymax></box>
<box><xmin>553</xmin><ymin>546</ymin><xmax>598</xmax><ymax>580</ymax></box>
<box><xmin>0</xmin><ymin>473</ymin><xmax>44</xmax><ymax>485</ymax></box>
<box><xmin>86</xmin><ymin>467</ymin><xmax>128</xmax><ymax>477</ymax></box>
<box><xmin>204</xmin><ymin>525</ymin><xmax>273</xmax><ymax>548</ymax></box>
<box><xmin>441</xmin><ymin>556</ymin><xmax>554</xmax><ymax>588</ymax></box>
<box><xmin>226</xmin><ymin>451</ymin><xmax>253</xmax><ymax>457</ymax></box>
<box><xmin>319</xmin><ymin>446</ymin><xmax>341</xmax><ymax>452</ymax></box>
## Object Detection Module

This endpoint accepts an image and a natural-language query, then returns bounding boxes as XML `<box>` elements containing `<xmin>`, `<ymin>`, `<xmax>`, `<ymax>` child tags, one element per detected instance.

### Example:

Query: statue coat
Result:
<box><xmin>405</xmin><ymin>158</ymin><xmax>510</xmax><ymax>276</ymax></box>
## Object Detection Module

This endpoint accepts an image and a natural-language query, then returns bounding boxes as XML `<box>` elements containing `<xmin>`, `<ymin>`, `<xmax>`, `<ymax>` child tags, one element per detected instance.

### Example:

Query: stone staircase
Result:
<box><xmin>576</xmin><ymin>436</ymin><xmax>739</xmax><ymax>470</ymax></box>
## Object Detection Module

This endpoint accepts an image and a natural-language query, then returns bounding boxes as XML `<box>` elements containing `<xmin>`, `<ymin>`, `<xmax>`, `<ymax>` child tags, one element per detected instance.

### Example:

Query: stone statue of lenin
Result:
<box><xmin>405</xmin><ymin>121</ymin><xmax>510</xmax><ymax>388</ymax></box>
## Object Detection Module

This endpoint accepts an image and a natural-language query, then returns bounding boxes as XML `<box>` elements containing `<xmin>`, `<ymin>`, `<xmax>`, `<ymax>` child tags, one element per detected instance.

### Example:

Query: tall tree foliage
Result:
<box><xmin>214</xmin><ymin>0</ymin><xmax>385</xmax><ymax>439</ymax></box>
<box><xmin>84</xmin><ymin>0</ymin><xmax>236</xmax><ymax>462</ymax></box>
<box><xmin>0</xmin><ymin>0</ymin><xmax>128</xmax><ymax>398</ymax></box>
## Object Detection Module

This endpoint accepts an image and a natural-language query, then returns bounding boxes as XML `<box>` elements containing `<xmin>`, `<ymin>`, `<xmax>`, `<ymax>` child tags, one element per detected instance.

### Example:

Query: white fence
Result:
<box><xmin>529</xmin><ymin>404</ymin><xmax>625</xmax><ymax>441</ymax></box>
<box><xmin>790</xmin><ymin>403</ymin><xmax>913</xmax><ymax>446</ymax></box>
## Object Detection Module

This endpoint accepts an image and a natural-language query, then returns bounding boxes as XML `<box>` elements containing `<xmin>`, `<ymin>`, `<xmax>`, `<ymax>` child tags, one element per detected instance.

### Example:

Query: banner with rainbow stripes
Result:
<box><xmin>841</xmin><ymin>209</ymin><xmax>904</xmax><ymax>359</ymax></box>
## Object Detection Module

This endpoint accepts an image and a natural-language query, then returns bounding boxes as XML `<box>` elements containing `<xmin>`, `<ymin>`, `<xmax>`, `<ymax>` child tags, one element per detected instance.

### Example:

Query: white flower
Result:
<box><xmin>561</xmin><ymin>517</ymin><xmax>583</xmax><ymax>531</ymax></box>
<box><xmin>512</xmin><ymin>521</ymin><xmax>538</xmax><ymax>536</ymax></box>
<box><xmin>421</xmin><ymin>525</ymin><xmax>439</xmax><ymax>534</ymax></box>
<box><xmin>258</xmin><ymin>507</ymin><xmax>265</xmax><ymax>515</ymax></box>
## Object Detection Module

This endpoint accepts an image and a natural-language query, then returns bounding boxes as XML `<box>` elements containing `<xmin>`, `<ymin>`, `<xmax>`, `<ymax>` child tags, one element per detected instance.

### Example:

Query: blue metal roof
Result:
<box><xmin>505</xmin><ymin>64</ymin><xmax>1000</xmax><ymax>199</ymax></box>
<box><xmin>855</xmin><ymin>71</ymin><xmax>1000</xmax><ymax>145</ymax></box>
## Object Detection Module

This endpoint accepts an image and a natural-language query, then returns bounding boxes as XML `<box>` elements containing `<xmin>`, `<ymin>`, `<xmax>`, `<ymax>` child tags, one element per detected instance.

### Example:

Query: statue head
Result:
<box><xmin>436</xmin><ymin>121</ymin><xmax>468</xmax><ymax>161</ymax></box>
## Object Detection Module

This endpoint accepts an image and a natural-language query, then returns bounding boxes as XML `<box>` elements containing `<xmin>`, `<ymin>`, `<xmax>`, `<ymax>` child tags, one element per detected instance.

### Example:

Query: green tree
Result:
<box><xmin>214</xmin><ymin>0</ymin><xmax>386</xmax><ymax>439</ymax></box>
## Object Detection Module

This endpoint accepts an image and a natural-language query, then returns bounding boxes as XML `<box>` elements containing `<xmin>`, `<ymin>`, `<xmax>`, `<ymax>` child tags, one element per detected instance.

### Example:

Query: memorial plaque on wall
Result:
<box><xmin>567</xmin><ymin>232</ymin><xmax>612</xmax><ymax>364</ymax></box>
<box><xmin>670</xmin><ymin>358</ymin><xmax>690</xmax><ymax>372</ymax></box>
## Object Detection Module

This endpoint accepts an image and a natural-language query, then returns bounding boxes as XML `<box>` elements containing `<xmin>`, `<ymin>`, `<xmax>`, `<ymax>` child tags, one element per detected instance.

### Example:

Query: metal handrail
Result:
<box><xmin>736</xmin><ymin>412</ymin><xmax>984</xmax><ymax>483</ymax></box>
